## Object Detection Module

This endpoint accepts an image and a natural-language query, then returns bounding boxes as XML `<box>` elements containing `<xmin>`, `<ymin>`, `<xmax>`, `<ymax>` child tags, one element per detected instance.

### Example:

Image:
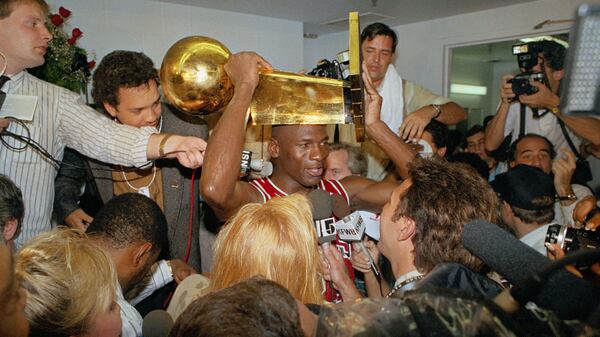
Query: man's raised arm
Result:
<box><xmin>342</xmin><ymin>62</ymin><xmax>403</xmax><ymax>211</ymax></box>
<box><xmin>485</xmin><ymin>75</ymin><xmax>515</xmax><ymax>152</ymax></box>
<box><xmin>200</xmin><ymin>52</ymin><xmax>271</xmax><ymax>220</ymax></box>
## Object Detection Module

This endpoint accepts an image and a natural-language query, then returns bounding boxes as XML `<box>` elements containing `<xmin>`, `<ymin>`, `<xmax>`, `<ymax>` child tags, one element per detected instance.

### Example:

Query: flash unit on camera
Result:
<box><xmin>512</xmin><ymin>44</ymin><xmax>530</xmax><ymax>55</ymax></box>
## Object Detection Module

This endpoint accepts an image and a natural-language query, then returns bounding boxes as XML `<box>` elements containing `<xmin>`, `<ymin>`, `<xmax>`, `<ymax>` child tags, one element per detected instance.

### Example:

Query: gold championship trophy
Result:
<box><xmin>160</xmin><ymin>12</ymin><xmax>364</xmax><ymax>141</ymax></box>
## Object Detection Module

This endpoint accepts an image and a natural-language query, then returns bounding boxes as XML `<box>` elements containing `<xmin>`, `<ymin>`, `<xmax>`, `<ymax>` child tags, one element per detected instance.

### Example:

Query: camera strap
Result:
<box><xmin>557</xmin><ymin>118</ymin><xmax>583</xmax><ymax>159</ymax></box>
<box><xmin>519</xmin><ymin>103</ymin><xmax>527</xmax><ymax>137</ymax></box>
<box><xmin>520</xmin><ymin>103</ymin><xmax>581</xmax><ymax>159</ymax></box>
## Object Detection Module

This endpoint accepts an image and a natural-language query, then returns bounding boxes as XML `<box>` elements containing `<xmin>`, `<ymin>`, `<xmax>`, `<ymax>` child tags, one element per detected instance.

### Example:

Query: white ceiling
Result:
<box><xmin>152</xmin><ymin>0</ymin><xmax>538</xmax><ymax>37</ymax></box>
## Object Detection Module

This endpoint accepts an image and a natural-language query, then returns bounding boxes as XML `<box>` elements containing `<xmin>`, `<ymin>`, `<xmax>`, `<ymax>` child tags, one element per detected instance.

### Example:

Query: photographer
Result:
<box><xmin>485</xmin><ymin>40</ymin><xmax>600</xmax><ymax>171</ymax></box>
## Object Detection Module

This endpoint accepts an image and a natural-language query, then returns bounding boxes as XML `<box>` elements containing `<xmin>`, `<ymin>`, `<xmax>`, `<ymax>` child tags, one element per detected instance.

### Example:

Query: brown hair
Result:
<box><xmin>169</xmin><ymin>277</ymin><xmax>304</xmax><ymax>337</ymax></box>
<box><xmin>91</xmin><ymin>50</ymin><xmax>159</xmax><ymax>111</ymax></box>
<box><xmin>510</xmin><ymin>205</ymin><xmax>554</xmax><ymax>225</ymax></box>
<box><xmin>396</xmin><ymin>158</ymin><xmax>498</xmax><ymax>273</ymax></box>
<box><xmin>0</xmin><ymin>0</ymin><xmax>49</xmax><ymax>19</ymax></box>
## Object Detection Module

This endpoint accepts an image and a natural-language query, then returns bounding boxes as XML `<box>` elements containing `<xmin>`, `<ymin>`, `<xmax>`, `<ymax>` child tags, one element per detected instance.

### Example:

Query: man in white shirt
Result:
<box><xmin>0</xmin><ymin>0</ymin><xmax>206</xmax><ymax>247</ymax></box>
<box><xmin>348</xmin><ymin>22</ymin><xmax>466</xmax><ymax>180</ymax></box>
<box><xmin>494</xmin><ymin>164</ymin><xmax>557</xmax><ymax>255</ymax></box>
<box><xmin>87</xmin><ymin>193</ymin><xmax>196</xmax><ymax>337</ymax></box>
<box><xmin>485</xmin><ymin>39</ymin><xmax>600</xmax><ymax>160</ymax></box>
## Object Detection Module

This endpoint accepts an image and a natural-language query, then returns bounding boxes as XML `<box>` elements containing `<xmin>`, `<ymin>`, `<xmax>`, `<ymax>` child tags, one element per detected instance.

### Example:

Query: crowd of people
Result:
<box><xmin>1</xmin><ymin>0</ymin><xmax>600</xmax><ymax>336</ymax></box>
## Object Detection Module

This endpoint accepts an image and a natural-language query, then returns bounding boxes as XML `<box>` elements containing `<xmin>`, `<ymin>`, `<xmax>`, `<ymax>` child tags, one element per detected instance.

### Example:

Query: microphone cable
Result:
<box><xmin>162</xmin><ymin>165</ymin><xmax>198</xmax><ymax>310</ymax></box>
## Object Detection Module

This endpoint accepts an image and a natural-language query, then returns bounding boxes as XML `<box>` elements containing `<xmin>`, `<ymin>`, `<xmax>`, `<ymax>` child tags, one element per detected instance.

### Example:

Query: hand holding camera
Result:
<box><xmin>573</xmin><ymin>195</ymin><xmax>600</xmax><ymax>231</ymax></box>
<box><xmin>518</xmin><ymin>80</ymin><xmax>560</xmax><ymax>110</ymax></box>
<box><xmin>500</xmin><ymin>75</ymin><xmax>516</xmax><ymax>104</ymax></box>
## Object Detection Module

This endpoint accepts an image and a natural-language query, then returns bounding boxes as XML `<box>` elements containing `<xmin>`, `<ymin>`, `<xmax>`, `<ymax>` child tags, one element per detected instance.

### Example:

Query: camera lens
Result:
<box><xmin>545</xmin><ymin>224</ymin><xmax>561</xmax><ymax>245</ymax></box>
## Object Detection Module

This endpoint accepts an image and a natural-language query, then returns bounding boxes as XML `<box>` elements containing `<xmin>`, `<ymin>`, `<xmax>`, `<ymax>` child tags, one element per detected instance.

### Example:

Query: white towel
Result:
<box><xmin>377</xmin><ymin>64</ymin><xmax>404</xmax><ymax>135</ymax></box>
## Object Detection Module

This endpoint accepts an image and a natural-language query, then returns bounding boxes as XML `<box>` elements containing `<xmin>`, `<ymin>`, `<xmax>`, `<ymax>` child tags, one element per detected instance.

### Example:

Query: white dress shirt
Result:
<box><xmin>503</xmin><ymin>103</ymin><xmax>582</xmax><ymax>153</ymax></box>
<box><xmin>0</xmin><ymin>71</ymin><xmax>155</xmax><ymax>247</ymax></box>
<box><xmin>118</xmin><ymin>260</ymin><xmax>174</xmax><ymax>337</ymax></box>
<box><xmin>520</xmin><ymin>223</ymin><xmax>553</xmax><ymax>255</ymax></box>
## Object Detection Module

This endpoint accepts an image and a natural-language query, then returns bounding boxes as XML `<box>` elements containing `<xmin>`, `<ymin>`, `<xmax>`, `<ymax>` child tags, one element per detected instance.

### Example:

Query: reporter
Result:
<box><xmin>209</xmin><ymin>193</ymin><xmax>323</xmax><ymax>304</ymax></box>
<box><xmin>16</xmin><ymin>228</ymin><xmax>121</xmax><ymax>337</ymax></box>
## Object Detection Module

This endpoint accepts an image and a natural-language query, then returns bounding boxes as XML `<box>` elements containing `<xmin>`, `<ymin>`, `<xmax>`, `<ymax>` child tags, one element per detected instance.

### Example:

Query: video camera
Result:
<box><xmin>545</xmin><ymin>223</ymin><xmax>600</xmax><ymax>271</ymax></box>
<box><xmin>509</xmin><ymin>42</ymin><xmax>545</xmax><ymax>96</ymax></box>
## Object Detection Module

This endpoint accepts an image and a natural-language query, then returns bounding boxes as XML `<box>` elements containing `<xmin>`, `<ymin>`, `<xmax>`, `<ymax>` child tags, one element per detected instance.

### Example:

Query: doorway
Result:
<box><xmin>447</xmin><ymin>34</ymin><xmax>568</xmax><ymax>132</ymax></box>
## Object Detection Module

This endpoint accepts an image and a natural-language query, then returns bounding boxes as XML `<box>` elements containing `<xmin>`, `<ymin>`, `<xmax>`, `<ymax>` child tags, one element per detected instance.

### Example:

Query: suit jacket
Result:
<box><xmin>54</xmin><ymin>104</ymin><xmax>212</xmax><ymax>272</ymax></box>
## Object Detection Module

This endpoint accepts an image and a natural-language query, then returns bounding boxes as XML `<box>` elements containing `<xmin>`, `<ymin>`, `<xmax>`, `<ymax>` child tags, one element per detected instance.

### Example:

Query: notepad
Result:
<box><xmin>0</xmin><ymin>94</ymin><xmax>37</xmax><ymax>121</ymax></box>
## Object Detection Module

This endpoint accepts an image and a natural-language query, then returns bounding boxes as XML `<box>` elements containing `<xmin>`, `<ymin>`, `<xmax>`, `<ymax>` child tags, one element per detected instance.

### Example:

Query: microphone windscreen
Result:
<box><xmin>462</xmin><ymin>220</ymin><xmax>548</xmax><ymax>284</ymax></box>
<box><xmin>463</xmin><ymin>219</ymin><xmax>600</xmax><ymax>320</ymax></box>
<box><xmin>142</xmin><ymin>310</ymin><xmax>173</xmax><ymax>337</ymax></box>
<box><xmin>308</xmin><ymin>189</ymin><xmax>333</xmax><ymax>220</ymax></box>
<box><xmin>331</xmin><ymin>194</ymin><xmax>351</xmax><ymax>219</ymax></box>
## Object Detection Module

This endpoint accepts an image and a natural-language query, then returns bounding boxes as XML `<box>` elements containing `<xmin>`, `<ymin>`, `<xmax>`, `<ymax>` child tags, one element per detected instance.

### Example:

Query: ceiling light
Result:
<box><xmin>450</xmin><ymin>84</ymin><xmax>487</xmax><ymax>96</ymax></box>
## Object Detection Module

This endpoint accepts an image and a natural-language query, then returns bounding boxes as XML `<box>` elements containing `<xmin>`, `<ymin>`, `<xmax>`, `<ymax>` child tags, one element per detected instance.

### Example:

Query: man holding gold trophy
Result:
<box><xmin>159</xmin><ymin>13</ymin><xmax>419</xmax><ymax>302</ymax></box>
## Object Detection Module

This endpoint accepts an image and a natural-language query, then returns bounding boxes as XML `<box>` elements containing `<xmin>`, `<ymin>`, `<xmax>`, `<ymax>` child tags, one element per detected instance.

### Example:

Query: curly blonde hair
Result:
<box><xmin>210</xmin><ymin>193</ymin><xmax>323</xmax><ymax>304</ymax></box>
<box><xmin>16</xmin><ymin>228</ymin><xmax>117</xmax><ymax>337</ymax></box>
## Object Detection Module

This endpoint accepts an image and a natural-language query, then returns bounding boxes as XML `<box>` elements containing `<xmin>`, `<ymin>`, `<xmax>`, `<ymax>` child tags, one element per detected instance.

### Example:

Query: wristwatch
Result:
<box><xmin>557</xmin><ymin>194</ymin><xmax>577</xmax><ymax>201</ymax></box>
<box><xmin>165</xmin><ymin>259</ymin><xmax>174</xmax><ymax>277</ymax></box>
<box><xmin>431</xmin><ymin>104</ymin><xmax>442</xmax><ymax>119</ymax></box>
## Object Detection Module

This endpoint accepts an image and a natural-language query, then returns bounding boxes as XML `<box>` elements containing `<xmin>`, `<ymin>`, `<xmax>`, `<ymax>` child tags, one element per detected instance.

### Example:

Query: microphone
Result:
<box><xmin>307</xmin><ymin>189</ymin><xmax>336</xmax><ymax>245</ymax></box>
<box><xmin>463</xmin><ymin>220</ymin><xmax>600</xmax><ymax>320</ymax></box>
<box><xmin>335</xmin><ymin>211</ymin><xmax>380</xmax><ymax>276</ymax></box>
<box><xmin>142</xmin><ymin>310</ymin><xmax>173</xmax><ymax>337</ymax></box>
<box><xmin>240</xmin><ymin>150</ymin><xmax>252</xmax><ymax>176</ymax></box>
<box><xmin>250</xmin><ymin>158</ymin><xmax>273</xmax><ymax>177</ymax></box>
<box><xmin>331</xmin><ymin>193</ymin><xmax>351</xmax><ymax>220</ymax></box>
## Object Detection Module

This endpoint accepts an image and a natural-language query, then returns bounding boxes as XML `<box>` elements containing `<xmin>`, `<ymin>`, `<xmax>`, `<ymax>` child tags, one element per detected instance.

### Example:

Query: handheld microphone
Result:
<box><xmin>250</xmin><ymin>158</ymin><xmax>273</xmax><ymax>177</ymax></box>
<box><xmin>331</xmin><ymin>193</ymin><xmax>351</xmax><ymax>220</ymax></box>
<box><xmin>336</xmin><ymin>211</ymin><xmax>380</xmax><ymax>276</ymax></box>
<box><xmin>142</xmin><ymin>310</ymin><xmax>174</xmax><ymax>337</ymax></box>
<box><xmin>240</xmin><ymin>150</ymin><xmax>252</xmax><ymax>176</ymax></box>
<box><xmin>463</xmin><ymin>220</ymin><xmax>600</xmax><ymax>320</ymax></box>
<box><xmin>308</xmin><ymin>189</ymin><xmax>336</xmax><ymax>245</ymax></box>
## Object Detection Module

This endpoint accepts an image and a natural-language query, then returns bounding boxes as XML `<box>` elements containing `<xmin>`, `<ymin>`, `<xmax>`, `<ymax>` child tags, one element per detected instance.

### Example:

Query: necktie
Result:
<box><xmin>0</xmin><ymin>75</ymin><xmax>9</xmax><ymax>109</ymax></box>
<box><xmin>0</xmin><ymin>75</ymin><xmax>10</xmax><ymax>93</ymax></box>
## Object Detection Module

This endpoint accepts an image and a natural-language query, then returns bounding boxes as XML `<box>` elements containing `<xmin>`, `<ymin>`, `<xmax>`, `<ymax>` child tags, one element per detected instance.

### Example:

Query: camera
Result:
<box><xmin>513</xmin><ymin>43</ymin><xmax>543</xmax><ymax>71</ymax></box>
<box><xmin>509</xmin><ymin>71</ymin><xmax>544</xmax><ymax>96</ymax></box>
<box><xmin>308</xmin><ymin>50</ymin><xmax>350</xmax><ymax>80</ymax></box>
<box><xmin>545</xmin><ymin>224</ymin><xmax>600</xmax><ymax>268</ymax></box>
<box><xmin>509</xmin><ymin>42</ymin><xmax>546</xmax><ymax>96</ymax></box>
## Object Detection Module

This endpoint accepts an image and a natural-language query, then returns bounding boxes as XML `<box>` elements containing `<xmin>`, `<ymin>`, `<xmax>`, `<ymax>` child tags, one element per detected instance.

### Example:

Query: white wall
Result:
<box><xmin>49</xmin><ymin>0</ymin><xmax>304</xmax><ymax>75</ymax></box>
<box><xmin>305</xmin><ymin>0</ymin><xmax>600</xmax><ymax>192</ymax></box>
<box><xmin>449</xmin><ymin>56</ymin><xmax>493</xmax><ymax>128</ymax></box>
<box><xmin>304</xmin><ymin>0</ymin><xmax>595</xmax><ymax>95</ymax></box>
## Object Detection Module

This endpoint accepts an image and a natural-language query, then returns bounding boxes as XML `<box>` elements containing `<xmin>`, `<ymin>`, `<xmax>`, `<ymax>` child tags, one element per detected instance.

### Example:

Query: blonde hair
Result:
<box><xmin>210</xmin><ymin>193</ymin><xmax>322</xmax><ymax>304</ymax></box>
<box><xmin>16</xmin><ymin>228</ymin><xmax>117</xmax><ymax>337</ymax></box>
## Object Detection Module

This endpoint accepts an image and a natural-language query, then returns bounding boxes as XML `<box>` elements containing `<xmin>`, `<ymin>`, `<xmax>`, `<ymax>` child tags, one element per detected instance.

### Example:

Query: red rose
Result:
<box><xmin>88</xmin><ymin>61</ymin><xmax>96</xmax><ymax>70</ymax></box>
<box><xmin>67</xmin><ymin>37</ymin><xmax>77</xmax><ymax>45</ymax></box>
<box><xmin>59</xmin><ymin>6</ymin><xmax>71</xmax><ymax>18</ymax></box>
<box><xmin>72</xmin><ymin>28</ymin><xmax>82</xmax><ymax>39</ymax></box>
<box><xmin>50</xmin><ymin>14</ymin><xmax>63</xmax><ymax>26</ymax></box>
